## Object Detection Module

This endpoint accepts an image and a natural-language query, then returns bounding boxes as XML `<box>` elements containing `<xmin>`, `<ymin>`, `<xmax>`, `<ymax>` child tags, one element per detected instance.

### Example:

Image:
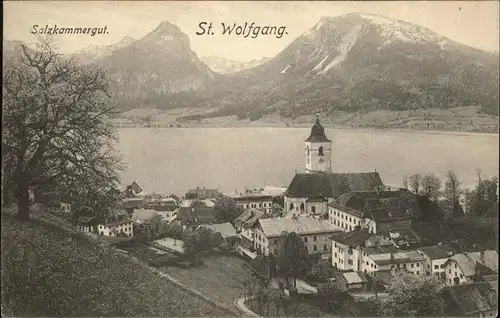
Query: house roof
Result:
<box><xmin>76</xmin><ymin>216</ymin><xmax>99</xmax><ymax>225</ymax></box>
<box><xmin>258</xmin><ymin>216</ymin><xmax>338</xmax><ymax>238</ymax></box>
<box><xmin>342</xmin><ymin>272</ymin><xmax>368</xmax><ymax>285</ymax></box>
<box><xmin>305</xmin><ymin>117</ymin><xmax>331</xmax><ymax>143</ymax></box>
<box><xmin>441</xmin><ymin>282</ymin><xmax>497</xmax><ymax>316</ymax></box>
<box><xmin>177</xmin><ymin>206</ymin><xmax>215</xmax><ymax>222</ymax></box>
<box><xmin>199</xmin><ymin>222</ymin><xmax>237</xmax><ymax>239</ymax></box>
<box><xmin>371</xmin><ymin>250</ymin><xmax>425</xmax><ymax>265</ymax></box>
<box><xmin>387</xmin><ymin>227</ymin><xmax>421</xmax><ymax>245</ymax></box>
<box><xmin>331</xmin><ymin>229</ymin><xmax>373</xmax><ymax>248</ymax></box>
<box><xmin>132</xmin><ymin>208</ymin><xmax>158</xmax><ymax>221</ymax></box>
<box><xmin>122</xmin><ymin>197</ymin><xmax>144</xmax><ymax>209</ymax></box>
<box><xmin>102</xmin><ymin>218</ymin><xmax>133</xmax><ymax>227</ymax></box>
<box><xmin>330</xmin><ymin>190</ymin><xmax>421</xmax><ymax>221</ymax></box>
<box><xmin>234</xmin><ymin>208</ymin><xmax>265</xmax><ymax>228</ymax></box>
<box><xmin>446</xmin><ymin>250</ymin><xmax>499</xmax><ymax>277</ymax></box>
<box><xmin>363</xmin><ymin>245</ymin><xmax>399</xmax><ymax>256</ymax></box>
<box><xmin>418</xmin><ymin>244</ymin><xmax>458</xmax><ymax>260</ymax></box>
<box><xmin>284</xmin><ymin>172</ymin><xmax>384</xmax><ymax>198</ymax></box>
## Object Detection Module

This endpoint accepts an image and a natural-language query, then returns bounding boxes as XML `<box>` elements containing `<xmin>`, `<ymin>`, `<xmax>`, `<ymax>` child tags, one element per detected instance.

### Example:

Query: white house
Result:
<box><xmin>443</xmin><ymin>250</ymin><xmax>498</xmax><ymax>286</ymax></box>
<box><xmin>233</xmin><ymin>208</ymin><xmax>265</xmax><ymax>250</ymax></box>
<box><xmin>417</xmin><ymin>243</ymin><xmax>459</xmax><ymax>278</ymax></box>
<box><xmin>97</xmin><ymin>218</ymin><xmax>134</xmax><ymax>237</ymax></box>
<box><xmin>254</xmin><ymin>216</ymin><xmax>338</xmax><ymax>256</ymax></box>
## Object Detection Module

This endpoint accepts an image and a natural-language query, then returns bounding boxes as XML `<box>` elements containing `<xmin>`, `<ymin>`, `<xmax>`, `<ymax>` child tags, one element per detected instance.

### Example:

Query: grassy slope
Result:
<box><xmin>0</xmin><ymin>215</ymin><xmax>232</xmax><ymax>317</ymax></box>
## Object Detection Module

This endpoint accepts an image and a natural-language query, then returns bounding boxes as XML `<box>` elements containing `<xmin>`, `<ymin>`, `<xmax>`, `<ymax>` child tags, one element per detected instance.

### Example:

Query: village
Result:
<box><xmin>58</xmin><ymin>116</ymin><xmax>498</xmax><ymax>317</ymax></box>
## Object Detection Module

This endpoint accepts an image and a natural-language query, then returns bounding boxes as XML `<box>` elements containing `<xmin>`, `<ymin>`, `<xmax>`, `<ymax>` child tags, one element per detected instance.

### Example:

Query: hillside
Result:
<box><xmin>201</xmin><ymin>56</ymin><xmax>271</xmax><ymax>74</ymax></box>
<box><xmin>175</xmin><ymin>13</ymin><xmax>498</xmax><ymax>121</ymax></box>
<box><xmin>0</xmin><ymin>215</ymin><xmax>231</xmax><ymax>317</ymax></box>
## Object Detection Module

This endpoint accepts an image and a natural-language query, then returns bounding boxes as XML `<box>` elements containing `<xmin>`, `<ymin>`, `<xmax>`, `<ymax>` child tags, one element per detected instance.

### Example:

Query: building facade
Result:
<box><xmin>226</xmin><ymin>189</ymin><xmax>274</xmax><ymax>214</ymax></box>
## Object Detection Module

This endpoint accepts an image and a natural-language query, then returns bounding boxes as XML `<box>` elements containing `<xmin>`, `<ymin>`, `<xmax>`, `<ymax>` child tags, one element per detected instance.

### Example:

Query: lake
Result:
<box><xmin>118</xmin><ymin>127</ymin><xmax>499</xmax><ymax>196</ymax></box>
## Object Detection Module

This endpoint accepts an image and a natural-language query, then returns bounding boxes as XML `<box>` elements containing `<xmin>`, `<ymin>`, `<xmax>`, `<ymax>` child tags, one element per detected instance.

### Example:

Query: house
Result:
<box><xmin>330</xmin><ymin>228</ymin><xmax>425</xmax><ymax>275</ymax></box>
<box><xmin>328</xmin><ymin>191</ymin><xmax>421</xmax><ymax>245</ymax></box>
<box><xmin>185</xmin><ymin>187</ymin><xmax>221</xmax><ymax>200</ymax></box>
<box><xmin>417</xmin><ymin>243</ymin><xmax>459</xmax><ymax>278</ymax></box>
<box><xmin>333</xmin><ymin>271</ymin><xmax>369</xmax><ymax>292</ymax></box>
<box><xmin>225</xmin><ymin>189</ymin><xmax>274</xmax><ymax>214</ymax></box>
<box><xmin>96</xmin><ymin>216</ymin><xmax>134</xmax><ymax>237</ymax></box>
<box><xmin>75</xmin><ymin>216</ymin><xmax>99</xmax><ymax>233</ymax></box>
<box><xmin>177</xmin><ymin>206</ymin><xmax>216</xmax><ymax>227</ymax></box>
<box><xmin>144</xmin><ymin>194</ymin><xmax>178</xmax><ymax>210</ymax></box>
<box><xmin>254</xmin><ymin>216</ymin><xmax>338</xmax><ymax>256</ymax></box>
<box><xmin>199</xmin><ymin>222</ymin><xmax>237</xmax><ymax>239</ymax></box>
<box><xmin>443</xmin><ymin>250</ymin><xmax>498</xmax><ymax>286</ymax></box>
<box><xmin>233</xmin><ymin>208</ymin><xmax>266</xmax><ymax>250</ymax></box>
<box><xmin>440</xmin><ymin>282</ymin><xmax>498</xmax><ymax>317</ymax></box>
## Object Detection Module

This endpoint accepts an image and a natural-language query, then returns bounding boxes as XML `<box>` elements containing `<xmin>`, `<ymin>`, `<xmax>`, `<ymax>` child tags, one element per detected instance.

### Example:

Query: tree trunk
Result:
<box><xmin>16</xmin><ymin>179</ymin><xmax>30</xmax><ymax>221</ymax></box>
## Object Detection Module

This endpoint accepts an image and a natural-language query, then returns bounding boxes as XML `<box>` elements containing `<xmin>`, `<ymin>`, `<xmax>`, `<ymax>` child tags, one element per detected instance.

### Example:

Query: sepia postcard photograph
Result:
<box><xmin>2</xmin><ymin>1</ymin><xmax>499</xmax><ymax>317</ymax></box>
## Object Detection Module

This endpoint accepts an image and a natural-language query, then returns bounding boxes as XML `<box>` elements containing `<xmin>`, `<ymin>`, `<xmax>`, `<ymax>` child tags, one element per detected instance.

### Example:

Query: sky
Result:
<box><xmin>4</xmin><ymin>1</ymin><xmax>500</xmax><ymax>61</ymax></box>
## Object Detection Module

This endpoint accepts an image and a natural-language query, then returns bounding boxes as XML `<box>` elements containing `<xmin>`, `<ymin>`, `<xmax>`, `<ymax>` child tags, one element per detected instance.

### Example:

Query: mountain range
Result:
<box><xmin>4</xmin><ymin>13</ymin><xmax>499</xmax><ymax>121</ymax></box>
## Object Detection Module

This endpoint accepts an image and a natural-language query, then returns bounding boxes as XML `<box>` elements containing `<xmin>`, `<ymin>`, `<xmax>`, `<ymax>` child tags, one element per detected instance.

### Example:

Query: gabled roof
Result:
<box><xmin>330</xmin><ymin>190</ymin><xmax>421</xmax><ymax>221</ymax></box>
<box><xmin>331</xmin><ymin>229</ymin><xmax>373</xmax><ymax>248</ymax></box>
<box><xmin>418</xmin><ymin>244</ymin><xmax>458</xmax><ymax>260</ymax></box>
<box><xmin>342</xmin><ymin>272</ymin><xmax>368</xmax><ymax>285</ymax></box>
<box><xmin>258</xmin><ymin>216</ymin><xmax>337</xmax><ymax>238</ymax></box>
<box><xmin>285</xmin><ymin>172</ymin><xmax>384</xmax><ymax>198</ymax></box>
<box><xmin>441</xmin><ymin>282</ymin><xmax>497</xmax><ymax>316</ymax></box>
<box><xmin>446</xmin><ymin>250</ymin><xmax>499</xmax><ymax>277</ymax></box>
<box><xmin>234</xmin><ymin>208</ymin><xmax>265</xmax><ymax>228</ymax></box>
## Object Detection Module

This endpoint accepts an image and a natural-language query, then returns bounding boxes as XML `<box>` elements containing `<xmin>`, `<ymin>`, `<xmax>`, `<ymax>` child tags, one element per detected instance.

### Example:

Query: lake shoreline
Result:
<box><xmin>115</xmin><ymin>124</ymin><xmax>499</xmax><ymax>137</ymax></box>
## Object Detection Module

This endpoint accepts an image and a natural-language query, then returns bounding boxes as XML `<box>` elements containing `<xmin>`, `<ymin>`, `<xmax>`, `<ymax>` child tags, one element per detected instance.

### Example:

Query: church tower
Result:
<box><xmin>305</xmin><ymin>115</ymin><xmax>332</xmax><ymax>173</ymax></box>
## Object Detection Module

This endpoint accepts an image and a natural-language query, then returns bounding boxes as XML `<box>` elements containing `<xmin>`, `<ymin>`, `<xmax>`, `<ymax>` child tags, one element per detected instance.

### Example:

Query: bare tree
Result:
<box><xmin>2</xmin><ymin>40</ymin><xmax>122</xmax><ymax>221</ymax></box>
<box><xmin>408</xmin><ymin>174</ymin><xmax>422</xmax><ymax>194</ymax></box>
<box><xmin>421</xmin><ymin>173</ymin><xmax>442</xmax><ymax>200</ymax></box>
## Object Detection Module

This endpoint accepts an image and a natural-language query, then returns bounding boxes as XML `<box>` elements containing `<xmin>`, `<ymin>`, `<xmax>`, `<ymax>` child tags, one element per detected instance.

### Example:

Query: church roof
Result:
<box><xmin>284</xmin><ymin>172</ymin><xmax>384</xmax><ymax>198</ymax></box>
<box><xmin>305</xmin><ymin>117</ymin><xmax>331</xmax><ymax>143</ymax></box>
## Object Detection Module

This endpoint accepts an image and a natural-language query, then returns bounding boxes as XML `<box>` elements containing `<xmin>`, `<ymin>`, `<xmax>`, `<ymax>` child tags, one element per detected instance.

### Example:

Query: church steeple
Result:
<box><xmin>305</xmin><ymin>115</ymin><xmax>332</xmax><ymax>173</ymax></box>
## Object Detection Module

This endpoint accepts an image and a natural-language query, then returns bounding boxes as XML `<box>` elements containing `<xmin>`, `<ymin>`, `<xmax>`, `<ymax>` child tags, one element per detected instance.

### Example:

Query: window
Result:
<box><xmin>374</xmin><ymin>264</ymin><xmax>377</xmax><ymax>269</ymax></box>
<box><xmin>313</xmin><ymin>236</ymin><xmax>317</xmax><ymax>242</ymax></box>
<box><xmin>434</xmin><ymin>265</ymin><xmax>439</xmax><ymax>270</ymax></box>
<box><xmin>348</xmin><ymin>249</ymin><xmax>353</xmax><ymax>255</ymax></box>
<box><xmin>304</xmin><ymin>237</ymin><xmax>308</xmax><ymax>242</ymax></box>
<box><xmin>348</xmin><ymin>259</ymin><xmax>353</xmax><ymax>265</ymax></box>
<box><xmin>313</xmin><ymin>245</ymin><xmax>317</xmax><ymax>251</ymax></box>
<box><xmin>334</xmin><ymin>253</ymin><xmax>337</xmax><ymax>258</ymax></box>
<box><xmin>259</xmin><ymin>203</ymin><xmax>262</xmax><ymax>208</ymax></box>
<box><xmin>334</xmin><ymin>243</ymin><xmax>337</xmax><ymax>248</ymax></box>
<box><xmin>411</xmin><ymin>263</ymin><xmax>415</xmax><ymax>268</ymax></box>
<box><xmin>318</xmin><ymin>146</ymin><xmax>324</xmax><ymax>156</ymax></box>
<box><xmin>460</xmin><ymin>274</ymin><xmax>463</xmax><ymax>279</ymax></box>
<box><xmin>449</xmin><ymin>269</ymin><xmax>451</xmax><ymax>274</ymax></box>
<box><xmin>417</xmin><ymin>263</ymin><xmax>420</xmax><ymax>267</ymax></box>
<box><xmin>290</xmin><ymin>203</ymin><xmax>294</xmax><ymax>210</ymax></box>
<box><xmin>300</xmin><ymin>203</ymin><xmax>305</xmax><ymax>212</ymax></box>
<box><xmin>312</xmin><ymin>206</ymin><xmax>316</xmax><ymax>213</ymax></box>
<box><xmin>323</xmin><ymin>244</ymin><xmax>327</xmax><ymax>251</ymax></box>
<box><xmin>306</xmin><ymin>146</ymin><xmax>310</xmax><ymax>156</ymax></box>
<box><xmin>416</xmin><ymin>271</ymin><xmax>420</xmax><ymax>275</ymax></box>
<box><xmin>454</xmin><ymin>264</ymin><xmax>457</xmax><ymax>269</ymax></box>
<box><xmin>349</xmin><ymin>217</ymin><xmax>352</xmax><ymax>222</ymax></box>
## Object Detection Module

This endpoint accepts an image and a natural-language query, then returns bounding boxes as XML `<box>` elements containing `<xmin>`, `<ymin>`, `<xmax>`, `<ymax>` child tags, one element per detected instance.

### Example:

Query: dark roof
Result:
<box><xmin>386</xmin><ymin>227</ymin><xmax>421</xmax><ymax>245</ymax></box>
<box><xmin>234</xmin><ymin>208</ymin><xmax>265</xmax><ymax>228</ymax></box>
<box><xmin>331</xmin><ymin>229</ymin><xmax>372</xmax><ymax>248</ymax></box>
<box><xmin>419</xmin><ymin>244</ymin><xmax>458</xmax><ymax>260</ymax></box>
<box><xmin>441</xmin><ymin>282</ymin><xmax>497</xmax><ymax>316</ymax></box>
<box><xmin>177</xmin><ymin>206</ymin><xmax>215</xmax><ymax>222</ymax></box>
<box><xmin>122</xmin><ymin>197</ymin><xmax>144</xmax><ymax>209</ymax></box>
<box><xmin>305</xmin><ymin>117</ymin><xmax>331</xmax><ymax>143</ymax></box>
<box><xmin>285</xmin><ymin>172</ymin><xmax>384</xmax><ymax>198</ymax></box>
<box><xmin>76</xmin><ymin>216</ymin><xmax>99</xmax><ymax>225</ymax></box>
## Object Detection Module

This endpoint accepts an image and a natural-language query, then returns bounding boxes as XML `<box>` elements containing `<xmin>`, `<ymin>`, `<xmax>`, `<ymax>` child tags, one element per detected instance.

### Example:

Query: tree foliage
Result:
<box><xmin>421</xmin><ymin>173</ymin><xmax>442</xmax><ymax>200</ymax></box>
<box><xmin>148</xmin><ymin>215</ymin><xmax>182</xmax><ymax>239</ymax></box>
<box><xmin>408</xmin><ymin>174</ymin><xmax>422</xmax><ymax>194</ymax></box>
<box><xmin>2</xmin><ymin>40</ymin><xmax>121</xmax><ymax>220</ymax></box>
<box><xmin>464</xmin><ymin>170</ymin><xmax>498</xmax><ymax>217</ymax></box>
<box><xmin>276</xmin><ymin>232</ymin><xmax>309</xmax><ymax>287</ymax></box>
<box><xmin>443</xmin><ymin>170</ymin><xmax>463</xmax><ymax>219</ymax></box>
<box><xmin>213</xmin><ymin>196</ymin><xmax>243</xmax><ymax>222</ymax></box>
<box><xmin>182</xmin><ymin>227</ymin><xmax>222</xmax><ymax>255</ymax></box>
<box><xmin>375</xmin><ymin>271</ymin><xmax>444</xmax><ymax>317</ymax></box>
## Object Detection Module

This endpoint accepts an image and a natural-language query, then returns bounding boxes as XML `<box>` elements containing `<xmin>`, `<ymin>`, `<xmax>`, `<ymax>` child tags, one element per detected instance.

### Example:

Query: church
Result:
<box><xmin>283</xmin><ymin>116</ymin><xmax>385</xmax><ymax>218</ymax></box>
